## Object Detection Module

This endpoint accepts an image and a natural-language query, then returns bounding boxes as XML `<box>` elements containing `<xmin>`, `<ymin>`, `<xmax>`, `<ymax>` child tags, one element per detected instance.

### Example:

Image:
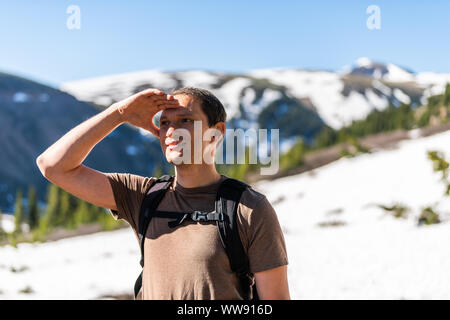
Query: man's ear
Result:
<box><xmin>217</xmin><ymin>122</ymin><xmax>226</xmax><ymax>135</ymax></box>
<box><xmin>211</xmin><ymin>122</ymin><xmax>226</xmax><ymax>142</ymax></box>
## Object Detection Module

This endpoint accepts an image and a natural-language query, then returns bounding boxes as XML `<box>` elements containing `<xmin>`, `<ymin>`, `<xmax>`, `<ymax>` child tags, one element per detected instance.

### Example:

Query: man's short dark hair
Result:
<box><xmin>170</xmin><ymin>87</ymin><xmax>227</xmax><ymax>127</ymax></box>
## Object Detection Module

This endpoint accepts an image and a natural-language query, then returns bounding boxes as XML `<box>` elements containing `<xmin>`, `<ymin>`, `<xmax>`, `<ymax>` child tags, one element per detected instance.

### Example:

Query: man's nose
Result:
<box><xmin>165</xmin><ymin>125</ymin><xmax>184</xmax><ymax>142</ymax></box>
<box><xmin>166</xmin><ymin>126</ymin><xmax>175</xmax><ymax>137</ymax></box>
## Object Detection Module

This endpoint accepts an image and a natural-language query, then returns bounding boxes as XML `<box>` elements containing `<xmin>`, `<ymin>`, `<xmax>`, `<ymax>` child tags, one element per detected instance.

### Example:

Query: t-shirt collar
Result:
<box><xmin>172</xmin><ymin>174</ymin><xmax>228</xmax><ymax>194</ymax></box>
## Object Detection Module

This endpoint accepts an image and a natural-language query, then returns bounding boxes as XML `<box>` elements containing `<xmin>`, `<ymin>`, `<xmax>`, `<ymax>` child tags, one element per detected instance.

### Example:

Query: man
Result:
<box><xmin>36</xmin><ymin>87</ymin><xmax>290</xmax><ymax>300</ymax></box>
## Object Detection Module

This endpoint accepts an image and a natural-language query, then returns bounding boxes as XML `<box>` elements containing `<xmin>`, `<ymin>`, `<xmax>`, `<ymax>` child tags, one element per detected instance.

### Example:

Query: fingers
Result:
<box><xmin>137</xmin><ymin>89</ymin><xmax>183</xmax><ymax>111</ymax></box>
<box><xmin>147</xmin><ymin>95</ymin><xmax>182</xmax><ymax>110</ymax></box>
<box><xmin>141</xmin><ymin>90</ymin><xmax>179</xmax><ymax>103</ymax></box>
<box><xmin>147</xmin><ymin>93</ymin><xmax>177</xmax><ymax>104</ymax></box>
<box><xmin>139</xmin><ymin>88</ymin><xmax>165</xmax><ymax>97</ymax></box>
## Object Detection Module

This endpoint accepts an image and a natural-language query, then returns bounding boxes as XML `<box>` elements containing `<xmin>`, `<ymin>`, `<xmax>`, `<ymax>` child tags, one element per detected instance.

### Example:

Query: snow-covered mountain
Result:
<box><xmin>61</xmin><ymin>58</ymin><xmax>450</xmax><ymax>135</ymax></box>
<box><xmin>349</xmin><ymin>57</ymin><xmax>416</xmax><ymax>82</ymax></box>
<box><xmin>2</xmin><ymin>125</ymin><xmax>450</xmax><ymax>299</ymax></box>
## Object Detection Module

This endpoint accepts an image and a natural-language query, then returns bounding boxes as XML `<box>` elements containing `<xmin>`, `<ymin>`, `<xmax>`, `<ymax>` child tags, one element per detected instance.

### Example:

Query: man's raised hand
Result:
<box><xmin>113</xmin><ymin>88</ymin><xmax>181</xmax><ymax>137</ymax></box>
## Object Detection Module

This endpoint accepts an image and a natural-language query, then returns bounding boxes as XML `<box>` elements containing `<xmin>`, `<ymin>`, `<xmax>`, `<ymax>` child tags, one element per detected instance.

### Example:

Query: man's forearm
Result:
<box><xmin>37</xmin><ymin>104</ymin><xmax>124</xmax><ymax>176</ymax></box>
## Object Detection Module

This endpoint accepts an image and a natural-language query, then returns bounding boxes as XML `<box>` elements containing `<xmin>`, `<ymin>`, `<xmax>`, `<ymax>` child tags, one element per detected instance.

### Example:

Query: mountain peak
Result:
<box><xmin>355</xmin><ymin>57</ymin><xmax>373</xmax><ymax>68</ymax></box>
<box><xmin>350</xmin><ymin>57</ymin><xmax>414</xmax><ymax>83</ymax></box>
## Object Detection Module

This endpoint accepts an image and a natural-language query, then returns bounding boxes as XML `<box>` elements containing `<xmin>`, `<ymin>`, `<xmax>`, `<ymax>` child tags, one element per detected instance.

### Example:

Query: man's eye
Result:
<box><xmin>161</xmin><ymin>121</ymin><xmax>169</xmax><ymax>126</ymax></box>
<box><xmin>182</xmin><ymin>118</ymin><xmax>192</xmax><ymax>123</ymax></box>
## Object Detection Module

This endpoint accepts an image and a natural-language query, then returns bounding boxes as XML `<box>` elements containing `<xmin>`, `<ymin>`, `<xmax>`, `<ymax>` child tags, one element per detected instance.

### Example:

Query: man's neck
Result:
<box><xmin>173</xmin><ymin>164</ymin><xmax>221</xmax><ymax>189</ymax></box>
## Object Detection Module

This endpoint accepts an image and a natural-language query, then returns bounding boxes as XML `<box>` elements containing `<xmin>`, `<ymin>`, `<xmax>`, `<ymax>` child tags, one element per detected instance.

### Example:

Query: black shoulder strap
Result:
<box><xmin>216</xmin><ymin>178</ymin><xmax>259</xmax><ymax>300</ymax></box>
<box><xmin>134</xmin><ymin>174</ymin><xmax>173</xmax><ymax>299</ymax></box>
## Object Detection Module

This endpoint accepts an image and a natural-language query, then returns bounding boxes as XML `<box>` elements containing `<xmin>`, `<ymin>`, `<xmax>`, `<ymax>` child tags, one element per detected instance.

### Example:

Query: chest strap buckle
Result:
<box><xmin>191</xmin><ymin>211</ymin><xmax>224</xmax><ymax>222</ymax></box>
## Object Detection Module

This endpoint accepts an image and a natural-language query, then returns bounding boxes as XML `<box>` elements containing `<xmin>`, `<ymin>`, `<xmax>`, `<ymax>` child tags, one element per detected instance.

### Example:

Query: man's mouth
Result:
<box><xmin>166</xmin><ymin>139</ymin><xmax>180</xmax><ymax>150</ymax></box>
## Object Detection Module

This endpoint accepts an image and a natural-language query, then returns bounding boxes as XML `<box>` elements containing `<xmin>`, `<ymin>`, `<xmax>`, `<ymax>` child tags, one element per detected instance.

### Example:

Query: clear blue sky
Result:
<box><xmin>1</xmin><ymin>0</ymin><xmax>449</xmax><ymax>87</ymax></box>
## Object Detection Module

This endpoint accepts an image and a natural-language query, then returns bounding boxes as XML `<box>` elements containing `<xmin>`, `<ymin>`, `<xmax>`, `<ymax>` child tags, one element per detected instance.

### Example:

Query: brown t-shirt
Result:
<box><xmin>105</xmin><ymin>173</ymin><xmax>288</xmax><ymax>300</ymax></box>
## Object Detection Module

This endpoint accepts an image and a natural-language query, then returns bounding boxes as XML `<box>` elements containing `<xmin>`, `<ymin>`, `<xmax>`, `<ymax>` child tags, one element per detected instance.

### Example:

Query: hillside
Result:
<box><xmin>1</xmin><ymin>125</ymin><xmax>450</xmax><ymax>299</ymax></box>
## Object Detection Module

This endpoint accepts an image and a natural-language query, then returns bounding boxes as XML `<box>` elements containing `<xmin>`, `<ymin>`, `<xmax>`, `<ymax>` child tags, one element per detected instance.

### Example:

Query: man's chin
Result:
<box><xmin>165</xmin><ymin>151</ymin><xmax>186</xmax><ymax>165</ymax></box>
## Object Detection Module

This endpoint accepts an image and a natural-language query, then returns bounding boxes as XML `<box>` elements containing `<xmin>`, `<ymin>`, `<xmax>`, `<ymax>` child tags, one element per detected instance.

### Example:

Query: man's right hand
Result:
<box><xmin>113</xmin><ymin>88</ymin><xmax>181</xmax><ymax>137</ymax></box>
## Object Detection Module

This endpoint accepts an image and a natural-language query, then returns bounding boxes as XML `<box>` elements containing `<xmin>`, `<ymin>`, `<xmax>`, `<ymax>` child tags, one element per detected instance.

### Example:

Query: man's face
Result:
<box><xmin>159</xmin><ymin>94</ymin><xmax>223</xmax><ymax>165</ymax></box>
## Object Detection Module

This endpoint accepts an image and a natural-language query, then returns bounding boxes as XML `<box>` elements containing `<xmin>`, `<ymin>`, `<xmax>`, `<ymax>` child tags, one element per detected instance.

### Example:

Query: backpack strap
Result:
<box><xmin>152</xmin><ymin>210</ymin><xmax>224</xmax><ymax>228</ymax></box>
<box><xmin>216</xmin><ymin>178</ymin><xmax>259</xmax><ymax>300</ymax></box>
<box><xmin>134</xmin><ymin>174</ymin><xmax>174</xmax><ymax>299</ymax></box>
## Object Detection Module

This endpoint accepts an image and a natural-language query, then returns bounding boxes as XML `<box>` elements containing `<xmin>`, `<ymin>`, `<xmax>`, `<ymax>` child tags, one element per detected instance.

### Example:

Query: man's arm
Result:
<box><xmin>36</xmin><ymin>88</ymin><xmax>180</xmax><ymax>210</ymax></box>
<box><xmin>241</xmin><ymin>191</ymin><xmax>290</xmax><ymax>300</ymax></box>
<box><xmin>254</xmin><ymin>265</ymin><xmax>290</xmax><ymax>299</ymax></box>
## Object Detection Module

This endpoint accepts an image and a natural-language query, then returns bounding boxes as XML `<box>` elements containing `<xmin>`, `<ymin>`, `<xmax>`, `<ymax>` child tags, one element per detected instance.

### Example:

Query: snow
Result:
<box><xmin>60</xmin><ymin>70</ymin><xmax>178</xmax><ymax>104</ymax></box>
<box><xmin>353</xmin><ymin>57</ymin><xmax>415</xmax><ymax>83</ymax></box>
<box><xmin>250</xmin><ymin>69</ymin><xmax>359</xmax><ymax>129</ymax></box>
<box><xmin>415</xmin><ymin>72</ymin><xmax>450</xmax><ymax>98</ymax></box>
<box><xmin>64</xmin><ymin>67</ymin><xmax>382</xmax><ymax>130</ymax></box>
<box><xmin>259</xmin><ymin>88</ymin><xmax>282</xmax><ymax>106</ymax></box>
<box><xmin>385</xmin><ymin>64</ymin><xmax>415</xmax><ymax>83</ymax></box>
<box><xmin>174</xmin><ymin>70</ymin><xmax>220</xmax><ymax>89</ymax></box>
<box><xmin>254</xmin><ymin>128</ymin><xmax>450</xmax><ymax>299</ymax></box>
<box><xmin>393</xmin><ymin>88</ymin><xmax>412</xmax><ymax>105</ymax></box>
<box><xmin>372</xmin><ymin>79</ymin><xmax>392</xmax><ymax>96</ymax></box>
<box><xmin>0</xmin><ymin>228</ymin><xmax>141</xmax><ymax>299</ymax></box>
<box><xmin>93</xmin><ymin>96</ymin><xmax>113</xmax><ymax>106</ymax></box>
<box><xmin>2</xmin><ymin>128</ymin><xmax>450</xmax><ymax>299</ymax></box>
<box><xmin>355</xmin><ymin>57</ymin><xmax>373</xmax><ymax>68</ymax></box>
<box><xmin>241</xmin><ymin>87</ymin><xmax>256</xmax><ymax>111</ymax></box>
<box><xmin>408</xmin><ymin>128</ymin><xmax>422</xmax><ymax>139</ymax></box>
<box><xmin>1</xmin><ymin>214</ymin><xmax>14</xmax><ymax>233</ymax></box>
<box><xmin>61</xmin><ymin>70</ymin><xmax>220</xmax><ymax>105</ymax></box>
<box><xmin>365</xmin><ymin>89</ymin><xmax>389</xmax><ymax>111</ymax></box>
<box><xmin>214</xmin><ymin>77</ymin><xmax>251</xmax><ymax>119</ymax></box>
<box><xmin>239</xmin><ymin>87</ymin><xmax>282</xmax><ymax>126</ymax></box>
<box><xmin>60</xmin><ymin>63</ymin><xmax>450</xmax><ymax>134</ymax></box>
<box><xmin>337</xmin><ymin>91</ymin><xmax>374</xmax><ymax>127</ymax></box>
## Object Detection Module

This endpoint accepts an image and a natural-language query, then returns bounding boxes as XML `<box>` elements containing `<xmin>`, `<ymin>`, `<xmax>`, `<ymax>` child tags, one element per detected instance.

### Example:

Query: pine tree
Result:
<box><xmin>443</xmin><ymin>83</ymin><xmax>450</xmax><ymax>107</ymax></box>
<box><xmin>87</xmin><ymin>203</ymin><xmax>101</xmax><ymax>223</ymax></box>
<box><xmin>70</xmin><ymin>193</ymin><xmax>80</xmax><ymax>228</ymax></box>
<box><xmin>14</xmin><ymin>189</ymin><xmax>24</xmax><ymax>234</ymax></box>
<box><xmin>427</xmin><ymin>150</ymin><xmax>450</xmax><ymax>196</ymax></box>
<box><xmin>0</xmin><ymin>208</ymin><xmax>5</xmax><ymax>240</ymax></box>
<box><xmin>27</xmin><ymin>186</ymin><xmax>39</xmax><ymax>230</ymax></box>
<box><xmin>74</xmin><ymin>199</ymin><xmax>90</xmax><ymax>227</ymax></box>
<box><xmin>314</xmin><ymin>126</ymin><xmax>337</xmax><ymax>148</ymax></box>
<box><xmin>152</xmin><ymin>163</ymin><xmax>163</xmax><ymax>178</ymax></box>
<box><xmin>39</xmin><ymin>183</ymin><xmax>60</xmax><ymax>235</ymax></box>
<box><xmin>281</xmin><ymin>138</ymin><xmax>305</xmax><ymax>171</ymax></box>
<box><xmin>58</xmin><ymin>190</ymin><xmax>71</xmax><ymax>227</ymax></box>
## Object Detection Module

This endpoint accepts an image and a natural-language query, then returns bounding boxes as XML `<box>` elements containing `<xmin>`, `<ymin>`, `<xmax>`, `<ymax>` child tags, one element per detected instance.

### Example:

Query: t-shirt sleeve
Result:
<box><xmin>242</xmin><ymin>194</ymin><xmax>289</xmax><ymax>274</ymax></box>
<box><xmin>104</xmin><ymin>172</ymin><xmax>156</xmax><ymax>231</ymax></box>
